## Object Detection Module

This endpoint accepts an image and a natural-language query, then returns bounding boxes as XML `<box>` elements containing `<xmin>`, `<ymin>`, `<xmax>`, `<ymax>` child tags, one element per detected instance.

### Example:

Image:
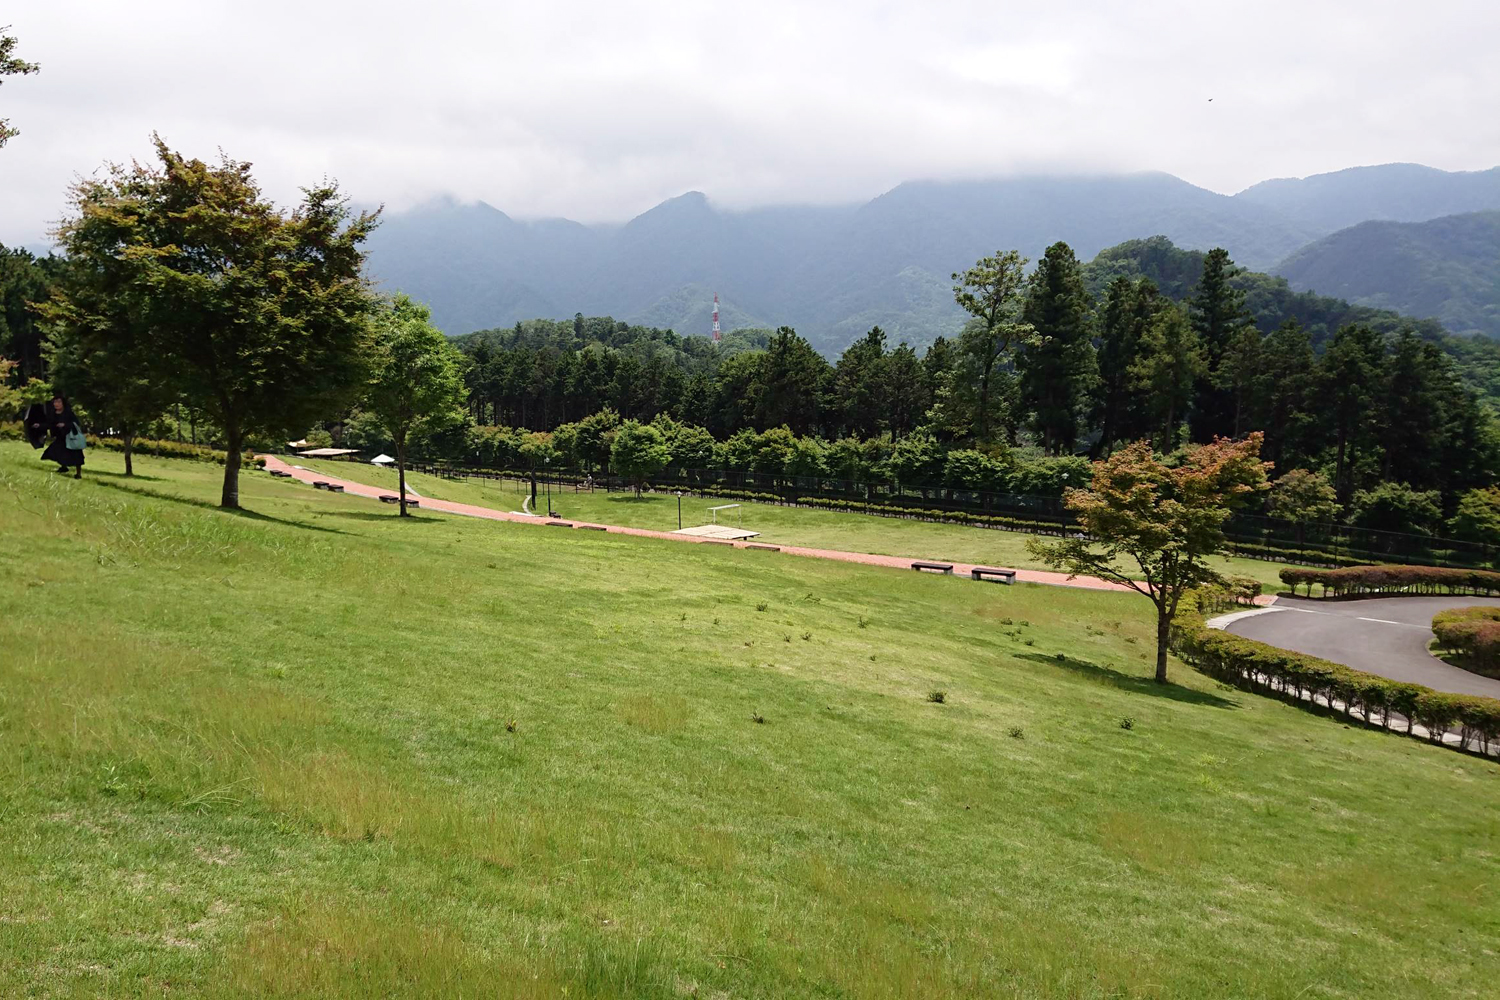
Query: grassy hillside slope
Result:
<box><xmin>2</xmin><ymin>442</ymin><xmax>1498</xmax><ymax>998</ymax></box>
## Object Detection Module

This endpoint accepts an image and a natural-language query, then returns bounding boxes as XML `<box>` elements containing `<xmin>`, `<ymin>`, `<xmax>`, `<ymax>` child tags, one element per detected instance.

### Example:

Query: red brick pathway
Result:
<box><xmin>262</xmin><ymin>456</ymin><xmax>1135</xmax><ymax>593</ymax></box>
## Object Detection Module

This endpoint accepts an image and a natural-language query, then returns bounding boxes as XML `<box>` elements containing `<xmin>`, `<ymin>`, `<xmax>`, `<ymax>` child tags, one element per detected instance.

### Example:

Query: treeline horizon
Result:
<box><xmin>431</xmin><ymin>242</ymin><xmax>1498</xmax><ymax>531</ymax></box>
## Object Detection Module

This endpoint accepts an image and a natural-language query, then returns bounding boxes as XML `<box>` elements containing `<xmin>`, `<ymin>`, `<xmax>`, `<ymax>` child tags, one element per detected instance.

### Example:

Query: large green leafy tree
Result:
<box><xmin>1188</xmin><ymin>248</ymin><xmax>1255</xmax><ymax>441</ymax></box>
<box><xmin>0</xmin><ymin>25</ymin><xmax>39</xmax><ymax>147</ymax></box>
<box><xmin>54</xmin><ymin>138</ymin><xmax>379</xmax><ymax>508</ymax></box>
<box><xmin>951</xmin><ymin>250</ymin><xmax>1032</xmax><ymax>443</ymax></box>
<box><xmin>1</xmin><ymin>246</ymin><xmax>60</xmax><ymax>381</ymax></box>
<box><xmin>41</xmin><ymin>255</ymin><xmax>175</xmax><ymax>477</ymax></box>
<box><xmin>1029</xmin><ymin>434</ymin><xmax>1271</xmax><ymax>684</ymax></box>
<box><xmin>610</xmin><ymin>419</ymin><xmax>670</xmax><ymax>496</ymax></box>
<box><xmin>364</xmin><ymin>295</ymin><xmax>468</xmax><ymax>516</ymax></box>
<box><xmin>1018</xmin><ymin>241</ymin><xmax>1095</xmax><ymax>455</ymax></box>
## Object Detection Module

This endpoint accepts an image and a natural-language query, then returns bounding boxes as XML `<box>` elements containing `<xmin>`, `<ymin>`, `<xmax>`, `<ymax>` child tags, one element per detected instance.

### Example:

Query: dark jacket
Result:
<box><xmin>22</xmin><ymin>403</ymin><xmax>47</xmax><ymax>449</ymax></box>
<box><xmin>39</xmin><ymin>408</ymin><xmax>85</xmax><ymax>468</ymax></box>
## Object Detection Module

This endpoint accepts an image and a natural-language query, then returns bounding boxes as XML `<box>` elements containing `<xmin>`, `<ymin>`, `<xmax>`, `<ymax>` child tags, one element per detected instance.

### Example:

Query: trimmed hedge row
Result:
<box><xmin>1432</xmin><ymin>607</ymin><xmax>1500</xmax><ymax>678</ymax></box>
<box><xmin>1173</xmin><ymin>598</ymin><xmax>1500</xmax><ymax>754</ymax></box>
<box><xmin>1280</xmin><ymin>564</ymin><xmax>1500</xmax><ymax>598</ymax></box>
<box><xmin>88</xmin><ymin>434</ymin><xmax>265</xmax><ymax>468</ymax></box>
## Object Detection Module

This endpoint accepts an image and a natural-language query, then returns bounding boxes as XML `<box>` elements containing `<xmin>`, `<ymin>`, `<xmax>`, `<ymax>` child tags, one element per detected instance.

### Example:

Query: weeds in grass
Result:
<box><xmin>927</xmin><ymin>690</ymin><xmax>947</xmax><ymax>704</ymax></box>
<box><xmin>755</xmin><ymin>602</ymin><xmax>768</xmax><ymax>612</ymax></box>
<box><xmin>1008</xmin><ymin>727</ymin><xmax>1024</xmax><ymax>739</ymax></box>
<box><xmin>750</xmin><ymin>711</ymin><xmax>766</xmax><ymax>724</ymax></box>
<box><xmin>505</xmin><ymin>719</ymin><xmax>518</xmax><ymax>733</ymax></box>
<box><xmin>801</xmin><ymin>631</ymin><xmax>812</xmax><ymax>641</ymax></box>
<box><xmin>783</xmin><ymin>634</ymin><xmax>792</xmax><ymax>643</ymax></box>
<box><xmin>1120</xmin><ymin>718</ymin><xmax>1134</xmax><ymax>730</ymax></box>
<box><xmin>858</xmin><ymin>616</ymin><xmax>869</xmax><ymax>629</ymax></box>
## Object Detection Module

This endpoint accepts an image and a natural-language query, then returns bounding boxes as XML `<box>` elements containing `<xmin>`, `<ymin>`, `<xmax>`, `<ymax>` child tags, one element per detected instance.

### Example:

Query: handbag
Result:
<box><xmin>65</xmin><ymin>423</ymin><xmax>87</xmax><ymax>451</ymax></box>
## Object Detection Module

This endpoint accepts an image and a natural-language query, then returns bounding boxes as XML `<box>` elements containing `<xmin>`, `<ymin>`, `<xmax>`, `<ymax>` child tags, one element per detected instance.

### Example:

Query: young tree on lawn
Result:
<box><xmin>54</xmin><ymin>138</ymin><xmax>379</xmax><ymax>508</ymax></box>
<box><xmin>364</xmin><ymin>295</ymin><xmax>467</xmax><ymax>517</ymax></box>
<box><xmin>1</xmin><ymin>25</ymin><xmax>39</xmax><ymax>147</ymax></box>
<box><xmin>610</xmin><ymin>419</ymin><xmax>670</xmax><ymax>496</ymax></box>
<box><xmin>1028</xmin><ymin>434</ymin><xmax>1271</xmax><ymax>684</ymax></box>
<box><xmin>1266</xmin><ymin>469</ymin><xmax>1341</xmax><ymax>545</ymax></box>
<box><xmin>951</xmin><ymin>250</ymin><xmax>1033</xmax><ymax>443</ymax></box>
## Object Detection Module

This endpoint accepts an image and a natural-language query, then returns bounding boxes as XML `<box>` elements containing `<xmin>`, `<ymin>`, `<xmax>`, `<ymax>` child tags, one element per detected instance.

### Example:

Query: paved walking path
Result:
<box><xmin>261</xmin><ymin>456</ymin><xmax>1134</xmax><ymax>593</ymax></box>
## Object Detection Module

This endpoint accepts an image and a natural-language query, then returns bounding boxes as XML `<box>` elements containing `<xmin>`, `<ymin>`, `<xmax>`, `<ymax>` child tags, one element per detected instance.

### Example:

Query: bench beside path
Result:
<box><xmin>260</xmin><ymin>456</ymin><xmax>1135</xmax><ymax>593</ymax></box>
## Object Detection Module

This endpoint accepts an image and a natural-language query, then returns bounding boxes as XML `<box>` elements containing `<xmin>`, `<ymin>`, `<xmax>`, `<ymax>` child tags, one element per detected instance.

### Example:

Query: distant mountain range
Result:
<box><xmin>362</xmin><ymin>163</ymin><xmax>1500</xmax><ymax>354</ymax></box>
<box><xmin>1273</xmin><ymin>211</ymin><xmax>1500</xmax><ymax>339</ymax></box>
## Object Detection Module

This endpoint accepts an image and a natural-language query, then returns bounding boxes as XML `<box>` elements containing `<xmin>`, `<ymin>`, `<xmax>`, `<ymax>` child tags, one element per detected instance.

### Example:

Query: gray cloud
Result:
<box><xmin>2</xmin><ymin>0</ymin><xmax>1497</xmax><ymax>246</ymax></box>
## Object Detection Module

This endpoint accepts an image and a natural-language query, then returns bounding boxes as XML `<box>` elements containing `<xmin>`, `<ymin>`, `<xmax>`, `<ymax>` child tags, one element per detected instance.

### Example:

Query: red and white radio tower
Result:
<box><xmin>711</xmin><ymin>293</ymin><xmax>721</xmax><ymax>342</ymax></box>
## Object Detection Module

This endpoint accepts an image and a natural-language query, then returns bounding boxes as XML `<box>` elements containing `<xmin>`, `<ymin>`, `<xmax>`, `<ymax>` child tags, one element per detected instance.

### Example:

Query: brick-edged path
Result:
<box><xmin>262</xmin><ymin>456</ymin><xmax>1138</xmax><ymax>593</ymax></box>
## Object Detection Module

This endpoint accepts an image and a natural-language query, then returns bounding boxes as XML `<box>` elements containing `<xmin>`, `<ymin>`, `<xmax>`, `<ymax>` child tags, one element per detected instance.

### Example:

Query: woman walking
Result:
<box><xmin>33</xmin><ymin>395</ymin><xmax>85</xmax><ymax>478</ymax></box>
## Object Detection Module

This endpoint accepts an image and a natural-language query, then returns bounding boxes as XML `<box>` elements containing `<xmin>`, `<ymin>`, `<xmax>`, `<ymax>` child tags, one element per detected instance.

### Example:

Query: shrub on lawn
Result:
<box><xmin>1173</xmin><ymin>594</ymin><xmax>1500</xmax><ymax>755</ymax></box>
<box><xmin>1280</xmin><ymin>565</ymin><xmax>1500</xmax><ymax>598</ymax></box>
<box><xmin>1431</xmin><ymin>607</ymin><xmax>1500</xmax><ymax>677</ymax></box>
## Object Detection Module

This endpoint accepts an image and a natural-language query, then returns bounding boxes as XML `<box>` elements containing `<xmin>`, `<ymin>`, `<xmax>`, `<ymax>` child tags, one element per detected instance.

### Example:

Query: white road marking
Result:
<box><xmin>1355</xmin><ymin>617</ymin><xmax>1427</xmax><ymax>628</ymax></box>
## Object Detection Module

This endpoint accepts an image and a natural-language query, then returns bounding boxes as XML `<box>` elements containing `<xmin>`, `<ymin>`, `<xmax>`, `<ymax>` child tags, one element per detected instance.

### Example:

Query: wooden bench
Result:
<box><xmin>971</xmin><ymin>566</ymin><xmax>1017</xmax><ymax>585</ymax></box>
<box><xmin>576</xmin><ymin>524</ymin><xmax>607</xmax><ymax>531</ymax></box>
<box><xmin>326</xmin><ymin>484</ymin><xmax>345</xmax><ymax>493</ymax></box>
<box><xmin>379</xmin><ymin>495</ymin><xmax>398</xmax><ymax>504</ymax></box>
<box><xmin>912</xmin><ymin>561</ymin><xmax>954</xmax><ymax>575</ymax></box>
<box><xmin>406</xmin><ymin>498</ymin><xmax>420</xmax><ymax>508</ymax></box>
<box><xmin>311</xmin><ymin>481</ymin><xmax>329</xmax><ymax>490</ymax></box>
<box><xmin>545</xmin><ymin>520</ymin><xmax>571</xmax><ymax>527</ymax></box>
<box><xmin>268</xmin><ymin>470</ymin><xmax>291</xmax><ymax>478</ymax></box>
<box><xmin>745</xmin><ymin>543</ymin><xmax>781</xmax><ymax>552</ymax></box>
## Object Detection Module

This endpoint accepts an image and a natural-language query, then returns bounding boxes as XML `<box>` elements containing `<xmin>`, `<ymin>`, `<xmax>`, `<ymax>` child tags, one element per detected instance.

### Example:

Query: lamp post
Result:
<box><xmin>676</xmin><ymin>491</ymin><xmax>683</xmax><ymax>530</ymax></box>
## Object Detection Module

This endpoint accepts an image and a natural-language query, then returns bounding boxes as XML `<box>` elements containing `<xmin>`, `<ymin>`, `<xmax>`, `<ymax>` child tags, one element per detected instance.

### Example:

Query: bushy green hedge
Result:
<box><xmin>1432</xmin><ymin>607</ymin><xmax>1500</xmax><ymax>678</ymax></box>
<box><xmin>89</xmin><ymin>434</ymin><xmax>264</xmax><ymax>468</ymax></box>
<box><xmin>1280</xmin><ymin>565</ymin><xmax>1500</xmax><ymax>598</ymax></box>
<box><xmin>1174</xmin><ymin>596</ymin><xmax>1500</xmax><ymax>754</ymax></box>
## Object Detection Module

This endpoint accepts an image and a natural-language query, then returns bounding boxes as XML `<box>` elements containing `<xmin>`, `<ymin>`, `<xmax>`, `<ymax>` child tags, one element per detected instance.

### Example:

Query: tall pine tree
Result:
<box><xmin>1187</xmin><ymin>248</ymin><xmax>1254</xmax><ymax>442</ymax></box>
<box><xmin>1018</xmin><ymin>241</ymin><xmax>1096</xmax><ymax>455</ymax></box>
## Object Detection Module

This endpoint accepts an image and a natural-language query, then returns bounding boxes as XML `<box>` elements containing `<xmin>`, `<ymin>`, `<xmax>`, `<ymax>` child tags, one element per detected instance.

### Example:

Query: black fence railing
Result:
<box><xmin>402</xmin><ymin>456</ymin><xmax>1497</xmax><ymax>571</ymax></box>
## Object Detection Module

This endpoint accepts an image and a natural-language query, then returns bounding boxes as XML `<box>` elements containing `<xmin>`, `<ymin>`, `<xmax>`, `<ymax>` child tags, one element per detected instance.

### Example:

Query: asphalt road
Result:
<box><xmin>1226</xmin><ymin>595</ymin><xmax>1500</xmax><ymax>699</ymax></box>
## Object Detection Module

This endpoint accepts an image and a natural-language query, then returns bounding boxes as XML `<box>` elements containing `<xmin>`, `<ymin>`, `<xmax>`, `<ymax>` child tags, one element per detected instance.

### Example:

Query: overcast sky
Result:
<box><xmin>2</xmin><ymin>0</ymin><xmax>1497</xmax><ymax>247</ymax></box>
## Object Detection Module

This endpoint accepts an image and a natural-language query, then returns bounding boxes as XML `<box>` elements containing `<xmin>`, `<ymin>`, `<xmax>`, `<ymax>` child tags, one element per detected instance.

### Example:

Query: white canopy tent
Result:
<box><xmin>370</xmin><ymin>454</ymin><xmax>396</xmax><ymax>466</ymax></box>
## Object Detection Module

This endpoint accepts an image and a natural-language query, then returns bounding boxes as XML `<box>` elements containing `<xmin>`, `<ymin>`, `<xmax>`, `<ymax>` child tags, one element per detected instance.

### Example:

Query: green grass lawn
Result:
<box><xmin>293</xmin><ymin>458</ymin><xmax>1298</xmax><ymax>590</ymax></box>
<box><xmin>4</xmin><ymin>441</ymin><xmax>1497</xmax><ymax>998</ymax></box>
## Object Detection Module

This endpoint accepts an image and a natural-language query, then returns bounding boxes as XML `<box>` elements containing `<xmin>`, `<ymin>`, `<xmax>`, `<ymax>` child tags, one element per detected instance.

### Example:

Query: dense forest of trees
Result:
<box><xmin>432</xmin><ymin>243</ymin><xmax>1499</xmax><ymax>531</ymax></box>
<box><xmin>6</xmin><ymin>226</ymin><xmax>1500</xmax><ymax>542</ymax></box>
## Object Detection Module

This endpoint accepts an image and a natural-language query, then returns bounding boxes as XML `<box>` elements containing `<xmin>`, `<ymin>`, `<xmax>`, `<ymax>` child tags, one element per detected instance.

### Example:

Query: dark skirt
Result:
<box><xmin>42</xmin><ymin>438</ymin><xmax>84</xmax><ymax>468</ymax></box>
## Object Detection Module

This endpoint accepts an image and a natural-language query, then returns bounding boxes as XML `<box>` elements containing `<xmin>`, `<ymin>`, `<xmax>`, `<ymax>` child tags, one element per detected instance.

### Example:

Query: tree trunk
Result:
<box><xmin>396</xmin><ymin>435</ymin><xmax>409</xmax><ymax>517</ymax></box>
<box><xmin>220</xmin><ymin>423</ymin><xmax>243</xmax><ymax>509</ymax></box>
<box><xmin>1155</xmin><ymin>604</ymin><xmax>1171</xmax><ymax>684</ymax></box>
<box><xmin>123</xmin><ymin>425</ymin><xmax>134</xmax><ymax>477</ymax></box>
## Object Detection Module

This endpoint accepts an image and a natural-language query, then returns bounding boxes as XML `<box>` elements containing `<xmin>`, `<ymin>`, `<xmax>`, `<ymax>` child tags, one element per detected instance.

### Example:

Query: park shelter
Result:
<box><xmin>296</xmin><ymin>448</ymin><xmax>360</xmax><ymax>458</ymax></box>
<box><xmin>370</xmin><ymin>454</ymin><xmax>396</xmax><ymax>465</ymax></box>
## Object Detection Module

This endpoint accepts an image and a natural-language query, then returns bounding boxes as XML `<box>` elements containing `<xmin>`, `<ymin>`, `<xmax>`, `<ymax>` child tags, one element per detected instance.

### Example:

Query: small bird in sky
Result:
<box><xmin>1208</xmin><ymin>98</ymin><xmax>1214</xmax><ymax>102</ymax></box>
